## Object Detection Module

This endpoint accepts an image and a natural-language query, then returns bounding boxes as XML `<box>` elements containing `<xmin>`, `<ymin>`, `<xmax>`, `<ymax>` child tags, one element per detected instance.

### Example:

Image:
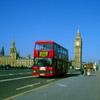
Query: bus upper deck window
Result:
<box><xmin>44</xmin><ymin>43</ymin><xmax>53</xmax><ymax>50</ymax></box>
<box><xmin>36</xmin><ymin>44</ymin><xmax>43</xmax><ymax>50</ymax></box>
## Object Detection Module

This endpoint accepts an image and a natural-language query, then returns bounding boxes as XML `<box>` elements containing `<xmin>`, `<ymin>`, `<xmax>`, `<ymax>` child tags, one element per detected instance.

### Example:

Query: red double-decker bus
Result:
<box><xmin>32</xmin><ymin>41</ymin><xmax>69</xmax><ymax>77</ymax></box>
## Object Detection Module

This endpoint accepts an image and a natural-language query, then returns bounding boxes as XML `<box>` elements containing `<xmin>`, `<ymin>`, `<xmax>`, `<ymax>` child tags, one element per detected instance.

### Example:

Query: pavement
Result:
<box><xmin>4</xmin><ymin>68</ymin><xmax>100</xmax><ymax>100</ymax></box>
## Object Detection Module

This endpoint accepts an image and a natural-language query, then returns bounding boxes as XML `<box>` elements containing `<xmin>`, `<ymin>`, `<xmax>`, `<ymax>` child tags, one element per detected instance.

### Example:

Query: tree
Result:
<box><xmin>0</xmin><ymin>46</ymin><xmax>4</xmax><ymax>56</ymax></box>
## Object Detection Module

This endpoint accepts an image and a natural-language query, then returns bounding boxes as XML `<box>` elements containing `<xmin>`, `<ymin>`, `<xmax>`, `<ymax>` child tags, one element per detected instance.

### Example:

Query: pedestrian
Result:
<box><xmin>3</xmin><ymin>64</ymin><xmax>6</xmax><ymax>70</ymax></box>
<box><xmin>87</xmin><ymin>64</ymin><xmax>91</xmax><ymax>76</ymax></box>
<box><xmin>84</xmin><ymin>65</ymin><xmax>87</xmax><ymax>76</ymax></box>
<box><xmin>93</xmin><ymin>65</ymin><xmax>96</xmax><ymax>72</ymax></box>
<box><xmin>1</xmin><ymin>65</ymin><xmax>3</xmax><ymax>70</ymax></box>
<box><xmin>81</xmin><ymin>66</ymin><xmax>84</xmax><ymax>75</ymax></box>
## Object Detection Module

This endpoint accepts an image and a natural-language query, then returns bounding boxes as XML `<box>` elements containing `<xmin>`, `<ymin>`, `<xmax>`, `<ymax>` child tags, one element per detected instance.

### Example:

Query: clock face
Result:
<box><xmin>76</xmin><ymin>41</ymin><xmax>79</xmax><ymax>46</ymax></box>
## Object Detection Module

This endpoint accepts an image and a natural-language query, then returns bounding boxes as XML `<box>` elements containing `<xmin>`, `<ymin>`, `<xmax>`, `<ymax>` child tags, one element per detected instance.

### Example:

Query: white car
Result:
<box><xmin>27</xmin><ymin>66</ymin><xmax>31</xmax><ymax>69</ymax></box>
<box><xmin>75</xmin><ymin>67</ymin><xmax>81</xmax><ymax>71</ymax></box>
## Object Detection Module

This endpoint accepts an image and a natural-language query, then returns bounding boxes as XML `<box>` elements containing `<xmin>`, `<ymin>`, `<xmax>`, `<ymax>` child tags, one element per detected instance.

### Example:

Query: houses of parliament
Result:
<box><xmin>0</xmin><ymin>38</ymin><xmax>33</xmax><ymax>67</ymax></box>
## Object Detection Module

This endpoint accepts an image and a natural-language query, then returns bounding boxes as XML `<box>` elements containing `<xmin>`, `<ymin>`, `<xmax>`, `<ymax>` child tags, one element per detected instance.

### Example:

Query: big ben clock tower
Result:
<box><xmin>74</xmin><ymin>27</ymin><xmax>82</xmax><ymax>68</ymax></box>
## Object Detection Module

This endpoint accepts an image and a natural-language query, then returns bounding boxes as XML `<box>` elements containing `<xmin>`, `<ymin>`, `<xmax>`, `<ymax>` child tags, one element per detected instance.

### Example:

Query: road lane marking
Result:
<box><xmin>26</xmin><ymin>72</ymin><xmax>31</xmax><ymax>74</ymax></box>
<box><xmin>0</xmin><ymin>76</ymin><xmax>38</xmax><ymax>82</ymax></box>
<box><xmin>19</xmin><ymin>73</ymin><xmax>24</xmax><ymax>74</ymax></box>
<box><xmin>57</xmin><ymin>83</ymin><xmax>67</xmax><ymax>87</ymax></box>
<box><xmin>47</xmin><ymin>79</ymin><xmax>55</xmax><ymax>82</ymax></box>
<box><xmin>9</xmin><ymin>74</ymin><xmax>14</xmax><ymax>75</ymax></box>
<box><xmin>0</xmin><ymin>75</ymin><xmax>9</xmax><ymax>77</ymax></box>
<box><xmin>16</xmin><ymin>82</ymin><xmax>40</xmax><ymax>90</ymax></box>
<box><xmin>0</xmin><ymin>72</ymin><xmax>32</xmax><ymax>77</ymax></box>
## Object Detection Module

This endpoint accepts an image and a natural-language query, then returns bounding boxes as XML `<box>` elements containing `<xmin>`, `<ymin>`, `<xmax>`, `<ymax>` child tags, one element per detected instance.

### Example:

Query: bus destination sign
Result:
<box><xmin>39</xmin><ymin>51</ymin><xmax>49</xmax><ymax>57</ymax></box>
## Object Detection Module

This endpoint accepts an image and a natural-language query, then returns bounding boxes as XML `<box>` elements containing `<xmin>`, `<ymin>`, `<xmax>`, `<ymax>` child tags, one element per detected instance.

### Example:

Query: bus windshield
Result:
<box><xmin>34</xmin><ymin>58</ymin><xmax>52</xmax><ymax>67</ymax></box>
<box><xmin>35</xmin><ymin>43</ymin><xmax>53</xmax><ymax>50</ymax></box>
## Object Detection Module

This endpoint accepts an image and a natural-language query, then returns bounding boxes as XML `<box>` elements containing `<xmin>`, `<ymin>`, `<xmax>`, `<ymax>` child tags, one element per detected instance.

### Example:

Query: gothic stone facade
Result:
<box><xmin>0</xmin><ymin>38</ymin><xmax>33</xmax><ymax>67</ymax></box>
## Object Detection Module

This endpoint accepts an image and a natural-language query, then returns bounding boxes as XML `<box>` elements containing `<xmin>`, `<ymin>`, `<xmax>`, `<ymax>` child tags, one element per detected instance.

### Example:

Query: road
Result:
<box><xmin>0</xmin><ymin>69</ymin><xmax>77</xmax><ymax>100</ymax></box>
<box><xmin>1</xmin><ymin>68</ymin><xmax>99</xmax><ymax>100</ymax></box>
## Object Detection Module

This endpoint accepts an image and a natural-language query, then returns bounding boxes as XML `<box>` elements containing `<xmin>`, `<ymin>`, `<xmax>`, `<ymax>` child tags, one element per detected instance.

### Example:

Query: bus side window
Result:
<box><xmin>59</xmin><ymin>61</ymin><xmax>62</xmax><ymax>67</ymax></box>
<box><xmin>57</xmin><ymin>61</ymin><xmax>59</xmax><ymax>68</ymax></box>
<box><xmin>62</xmin><ymin>61</ymin><xmax>64</xmax><ymax>67</ymax></box>
<box><xmin>64</xmin><ymin>62</ymin><xmax>66</xmax><ymax>67</ymax></box>
<box><xmin>54</xmin><ymin>59</ymin><xmax>57</xmax><ymax>67</ymax></box>
<box><xmin>61</xmin><ymin>48</ymin><xmax>62</xmax><ymax>53</ymax></box>
<box><xmin>58</xmin><ymin>46</ymin><xmax>60</xmax><ymax>52</ymax></box>
<box><xmin>62</xmin><ymin>48</ymin><xmax>64</xmax><ymax>54</ymax></box>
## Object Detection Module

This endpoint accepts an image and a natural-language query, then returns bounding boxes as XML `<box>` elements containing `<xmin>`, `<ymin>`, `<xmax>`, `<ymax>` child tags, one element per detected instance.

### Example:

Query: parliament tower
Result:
<box><xmin>10</xmin><ymin>37</ymin><xmax>19</xmax><ymax>59</ymax></box>
<box><xmin>74</xmin><ymin>27</ymin><xmax>82</xmax><ymax>68</ymax></box>
<box><xmin>10</xmin><ymin>37</ymin><xmax>17</xmax><ymax>55</ymax></box>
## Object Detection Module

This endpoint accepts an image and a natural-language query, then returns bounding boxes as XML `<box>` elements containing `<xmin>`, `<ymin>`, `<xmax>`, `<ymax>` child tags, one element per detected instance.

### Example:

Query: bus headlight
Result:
<box><xmin>33</xmin><ymin>70</ymin><xmax>36</xmax><ymax>73</ymax></box>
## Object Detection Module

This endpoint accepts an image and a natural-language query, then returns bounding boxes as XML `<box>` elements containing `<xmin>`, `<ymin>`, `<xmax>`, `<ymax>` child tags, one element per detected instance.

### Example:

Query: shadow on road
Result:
<box><xmin>37</xmin><ymin>73</ymin><xmax>81</xmax><ymax>79</ymax></box>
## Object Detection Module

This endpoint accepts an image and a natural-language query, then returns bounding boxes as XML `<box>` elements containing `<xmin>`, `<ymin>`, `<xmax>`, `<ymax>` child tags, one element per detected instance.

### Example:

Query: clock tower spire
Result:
<box><xmin>76</xmin><ymin>26</ymin><xmax>80</xmax><ymax>37</ymax></box>
<box><xmin>74</xmin><ymin>26</ymin><xmax>82</xmax><ymax>68</ymax></box>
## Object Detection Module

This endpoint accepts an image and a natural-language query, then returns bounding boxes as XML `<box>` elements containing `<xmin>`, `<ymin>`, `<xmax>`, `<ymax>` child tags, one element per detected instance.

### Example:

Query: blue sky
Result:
<box><xmin>0</xmin><ymin>0</ymin><xmax>100</xmax><ymax>64</ymax></box>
